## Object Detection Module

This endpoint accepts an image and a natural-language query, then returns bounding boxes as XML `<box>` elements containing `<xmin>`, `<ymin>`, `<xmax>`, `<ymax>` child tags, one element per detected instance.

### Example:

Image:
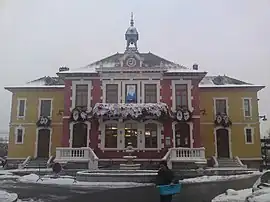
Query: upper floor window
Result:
<box><xmin>243</xmin><ymin>98</ymin><xmax>252</xmax><ymax>117</ymax></box>
<box><xmin>17</xmin><ymin>99</ymin><xmax>26</xmax><ymax>118</ymax></box>
<box><xmin>39</xmin><ymin>99</ymin><xmax>52</xmax><ymax>117</ymax></box>
<box><xmin>175</xmin><ymin>84</ymin><xmax>187</xmax><ymax>109</ymax></box>
<box><xmin>245</xmin><ymin>128</ymin><xmax>254</xmax><ymax>144</ymax></box>
<box><xmin>125</xmin><ymin>84</ymin><xmax>137</xmax><ymax>103</ymax></box>
<box><xmin>15</xmin><ymin>127</ymin><xmax>24</xmax><ymax>144</ymax></box>
<box><xmin>215</xmin><ymin>99</ymin><xmax>227</xmax><ymax>115</ymax></box>
<box><xmin>75</xmin><ymin>85</ymin><xmax>88</xmax><ymax>108</ymax></box>
<box><xmin>106</xmin><ymin>84</ymin><xmax>118</xmax><ymax>103</ymax></box>
<box><xmin>144</xmin><ymin>84</ymin><xmax>157</xmax><ymax>103</ymax></box>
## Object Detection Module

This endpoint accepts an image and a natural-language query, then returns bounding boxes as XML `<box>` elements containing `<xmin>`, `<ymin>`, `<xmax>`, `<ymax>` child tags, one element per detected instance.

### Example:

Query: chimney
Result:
<box><xmin>59</xmin><ymin>66</ymin><xmax>69</xmax><ymax>72</ymax></box>
<box><xmin>192</xmin><ymin>64</ymin><xmax>198</xmax><ymax>70</ymax></box>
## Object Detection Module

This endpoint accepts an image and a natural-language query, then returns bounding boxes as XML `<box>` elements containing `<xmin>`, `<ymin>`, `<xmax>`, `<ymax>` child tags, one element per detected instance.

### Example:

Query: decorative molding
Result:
<box><xmin>71</xmin><ymin>80</ymin><xmax>92</xmax><ymax>110</ymax></box>
<box><xmin>16</xmin><ymin>98</ymin><xmax>27</xmax><ymax>120</ymax></box>
<box><xmin>35</xmin><ymin>127</ymin><xmax>52</xmax><ymax>158</ymax></box>
<box><xmin>101</xmin><ymin>80</ymin><xmax>122</xmax><ymax>103</ymax></box>
<box><xmin>141</xmin><ymin>80</ymin><xmax>160</xmax><ymax>103</ymax></box>
<box><xmin>14</xmin><ymin>126</ymin><xmax>25</xmax><ymax>144</ymax></box>
<box><xmin>38</xmin><ymin>98</ymin><xmax>53</xmax><ymax>118</ymax></box>
<box><xmin>214</xmin><ymin>127</ymin><xmax>232</xmax><ymax>158</ymax></box>
<box><xmin>213</xmin><ymin>97</ymin><xmax>229</xmax><ymax>116</ymax></box>
<box><xmin>69</xmin><ymin>121</ymin><xmax>91</xmax><ymax>148</ymax></box>
<box><xmin>171</xmin><ymin>80</ymin><xmax>193</xmax><ymax>112</ymax></box>
<box><xmin>244</xmin><ymin>126</ymin><xmax>255</xmax><ymax>144</ymax></box>
<box><xmin>242</xmin><ymin>97</ymin><xmax>253</xmax><ymax>118</ymax></box>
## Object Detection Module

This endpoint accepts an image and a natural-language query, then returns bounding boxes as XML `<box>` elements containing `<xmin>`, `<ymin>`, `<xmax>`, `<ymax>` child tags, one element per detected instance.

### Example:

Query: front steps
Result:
<box><xmin>217</xmin><ymin>158</ymin><xmax>244</xmax><ymax>168</ymax></box>
<box><xmin>25</xmin><ymin>158</ymin><xmax>49</xmax><ymax>169</ymax></box>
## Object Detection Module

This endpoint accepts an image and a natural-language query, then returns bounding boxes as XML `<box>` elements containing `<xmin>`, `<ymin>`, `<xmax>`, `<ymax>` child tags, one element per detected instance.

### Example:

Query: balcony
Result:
<box><xmin>163</xmin><ymin>147</ymin><xmax>206</xmax><ymax>164</ymax></box>
<box><xmin>55</xmin><ymin>147</ymin><xmax>98</xmax><ymax>169</ymax></box>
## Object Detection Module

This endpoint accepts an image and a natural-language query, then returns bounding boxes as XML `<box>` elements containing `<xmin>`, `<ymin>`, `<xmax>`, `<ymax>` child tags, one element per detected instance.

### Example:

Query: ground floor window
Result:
<box><xmin>15</xmin><ymin>127</ymin><xmax>24</xmax><ymax>144</ymax></box>
<box><xmin>105</xmin><ymin>123</ymin><xmax>117</xmax><ymax>148</ymax></box>
<box><xmin>145</xmin><ymin>123</ymin><xmax>158</xmax><ymax>148</ymax></box>
<box><xmin>125</xmin><ymin>123</ymin><xmax>138</xmax><ymax>148</ymax></box>
<box><xmin>245</xmin><ymin>128</ymin><xmax>254</xmax><ymax>144</ymax></box>
<box><xmin>174</xmin><ymin>123</ymin><xmax>190</xmax><ymax>147</ymax></box>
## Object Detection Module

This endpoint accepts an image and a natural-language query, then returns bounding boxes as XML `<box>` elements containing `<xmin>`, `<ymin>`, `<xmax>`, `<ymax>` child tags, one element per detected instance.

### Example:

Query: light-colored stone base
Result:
<box><xmin>119</xmin><ymin>164</ymin><xmax>141</xmax><ymax>170</ymax></box>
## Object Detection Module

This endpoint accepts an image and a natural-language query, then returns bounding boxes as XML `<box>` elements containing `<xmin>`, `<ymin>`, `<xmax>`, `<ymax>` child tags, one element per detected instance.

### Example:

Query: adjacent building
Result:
<box><xmin>4</xmin><ymin>16</ymin><xmax>265</xmax><ymax>169</ymax></box>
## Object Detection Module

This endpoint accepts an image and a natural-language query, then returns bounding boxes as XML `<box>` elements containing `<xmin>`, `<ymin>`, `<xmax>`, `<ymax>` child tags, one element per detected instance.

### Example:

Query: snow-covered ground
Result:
<box><xmin>0</xmin><ymin>170</ymin><xmax>262</xmax><ymax>186</ymax></box>
<box><xmin>17</xmin><ymin>174</ymin><xmax>154</xmax><ymax>188</ymax></box>
<box><xmin>180</xmin><ymin>171</ymin><xmax>261</xmax><ymax>184</ymax></box>
<box><xmin>0</xmin><ymin>190</ymin><xmax>18</xmax><ymax>202</ymax></box>
<box><xmin>212</xmin><ymin>188</ymin><xmax>270</xmax><ymax>202</ymax></box>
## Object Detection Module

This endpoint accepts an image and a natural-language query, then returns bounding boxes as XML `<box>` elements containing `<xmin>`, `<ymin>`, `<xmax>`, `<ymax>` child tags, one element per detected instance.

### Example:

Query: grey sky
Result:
<box><xmin>0</xmin><ymin>0</ymin><xmax>269</xmax><ymax>136</ymax></box>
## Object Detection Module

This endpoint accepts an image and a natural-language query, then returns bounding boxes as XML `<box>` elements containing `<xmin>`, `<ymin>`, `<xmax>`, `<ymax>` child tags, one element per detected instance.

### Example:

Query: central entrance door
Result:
<box><xmin>216</xmin><ymin>128</ymin><xmax>230</xmax><ymax>158</ymax></box>
<box><xmin>174</xmin><ymin>123</ymin><xmax>190</xmax><ymax>147</ymax></box>
<box><xmin>72</xmin><ymin>122</ymin><xmax>87</xmax><ymax>147</ymax></box>
<box><xmin>37</xmin><ymin>129</ymin><xmax>50</xmax><ymax>158</ymax></box>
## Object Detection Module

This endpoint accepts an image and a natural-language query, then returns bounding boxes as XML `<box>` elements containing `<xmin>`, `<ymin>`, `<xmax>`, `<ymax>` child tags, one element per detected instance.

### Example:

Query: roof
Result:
<box><xmin>199</xmin><ymin>75</ymin><xmax>265</xmax><ymax>89</ymax></box>
<box><xmin>58</xmin><ymin>52</ymin><xmax>205</xmax><ymax>74</ymax></box>
<box><xmin>4</xmin><ymin>76</ymin><xmax>65</xmax><ymax>91</ymax></box>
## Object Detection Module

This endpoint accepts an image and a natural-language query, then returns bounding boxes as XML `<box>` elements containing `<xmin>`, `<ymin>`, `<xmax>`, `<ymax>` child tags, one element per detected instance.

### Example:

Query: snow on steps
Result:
<box><xmin>217</xmin><ymin>158</ymin><xmax>244</xmax><ymax>168</ymax></box>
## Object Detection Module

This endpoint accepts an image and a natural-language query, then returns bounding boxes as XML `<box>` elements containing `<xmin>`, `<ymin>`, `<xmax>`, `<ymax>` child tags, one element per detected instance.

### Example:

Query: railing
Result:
<box><xmin>55</xmin><ymin>147</ymin><xmax>99</xmax><ymax>170</ymax></box>
<box><xmin>18</xmin><ymin>156</ymin><xmax>31</xmax><ymax>169</ymax></box>
<box><xmin>164</xmin><ymin>147</ymin><xmax>206</xmax><ymax>162</ymax></box>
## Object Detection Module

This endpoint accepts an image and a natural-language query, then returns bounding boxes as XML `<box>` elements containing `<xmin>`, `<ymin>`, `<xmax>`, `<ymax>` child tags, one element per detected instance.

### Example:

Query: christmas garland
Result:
<box><xmin>214</xmin><ymin>113</ymin><xmax>232</xmax><ymax>127</ymax></box>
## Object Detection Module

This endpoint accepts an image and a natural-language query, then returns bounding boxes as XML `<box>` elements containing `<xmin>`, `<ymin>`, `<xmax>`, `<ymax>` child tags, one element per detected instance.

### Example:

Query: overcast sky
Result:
<box><xmin>0</xmin><ymin>0</ymin><xmax>269</xmax><ymax>136</ymax></box>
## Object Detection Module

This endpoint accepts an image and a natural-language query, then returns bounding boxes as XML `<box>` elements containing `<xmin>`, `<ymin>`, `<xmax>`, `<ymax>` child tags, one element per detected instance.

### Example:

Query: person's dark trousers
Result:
<box><xmin>160</xmin><ymin>195</ymin><xmax>172</xmax><ymax>202</ymax></box>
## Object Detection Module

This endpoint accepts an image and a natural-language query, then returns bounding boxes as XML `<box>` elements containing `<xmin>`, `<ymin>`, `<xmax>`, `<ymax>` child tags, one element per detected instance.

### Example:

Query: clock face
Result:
<box><xmin>126</xmin><ymin>57</ymin><xmax>136</xmax><ymax>67</ymax></box>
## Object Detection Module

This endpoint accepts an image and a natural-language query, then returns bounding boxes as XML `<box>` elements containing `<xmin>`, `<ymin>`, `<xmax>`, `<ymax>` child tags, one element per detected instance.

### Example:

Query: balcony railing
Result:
<box><xmin>55</xmin><ymin>147</ymin><xmax>98</xmax><ymax>169</ymax></box>
<box><xmin>162</xmin><ymin>147</ymin><xmax>206</xmax><ymax>166</ymax></box>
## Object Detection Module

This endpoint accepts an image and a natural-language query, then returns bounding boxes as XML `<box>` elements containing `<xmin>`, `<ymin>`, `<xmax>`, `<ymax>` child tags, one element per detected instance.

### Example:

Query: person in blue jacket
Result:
<box><xmin>156</xmin><ymin>160</ymin><xmax>175</xmax><ymax>202</ymax></box>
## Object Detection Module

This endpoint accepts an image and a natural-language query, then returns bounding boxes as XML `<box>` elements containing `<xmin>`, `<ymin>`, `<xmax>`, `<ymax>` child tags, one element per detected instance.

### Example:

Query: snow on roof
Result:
<box><xmin>58</xmin><ymin>52</ymin><xmax>203</xmax><ymax>74</ymax></box>
<box><xmin>199</xmin><ymin>75</ymin><xmax>265</xmax><ymax>89</ymax></box>
<box><xmin>4</xmin><ymin>76</ymin><xmax>65</xmax><ymax>90</ymax></box>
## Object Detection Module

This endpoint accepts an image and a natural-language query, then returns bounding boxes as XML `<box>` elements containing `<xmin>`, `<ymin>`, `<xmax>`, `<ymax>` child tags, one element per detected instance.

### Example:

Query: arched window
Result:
<box><xmin>175</xmin><ymin>123</ymin><xmax>190</xmax><ymax>148</ymax></box>
<box><xmin>145</xmin><ymin>123</ymin><xmax>158</xmax><ymax>148</ymax></box>
<box><xmin>72</xmin><ymin>122</ymin><xmax>87</xmax><ymax>148</ymax></box>
<box><xmin>125</xmin><ymin>123</ymin><xmax>138</xmax><ymax>148</ymax></box>
<box><xmin>105</xmin><ymin>123</ymin><xmax>118</xmax><ymax>148</ymax></box>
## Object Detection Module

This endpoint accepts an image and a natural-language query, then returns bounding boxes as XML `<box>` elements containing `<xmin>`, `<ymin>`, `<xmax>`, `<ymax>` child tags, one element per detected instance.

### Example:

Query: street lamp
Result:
<box><xmin>259</xmin><ymin>115</ymin><xmax>267</xmax><ymax>121</ymax></box>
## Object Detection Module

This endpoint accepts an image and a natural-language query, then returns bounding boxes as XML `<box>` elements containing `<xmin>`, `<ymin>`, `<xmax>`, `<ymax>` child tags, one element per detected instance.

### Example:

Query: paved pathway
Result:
<box><xmin>0</xmin><ymin>176</ymin><xmax>258</xmax><ymax>202</ymax></box>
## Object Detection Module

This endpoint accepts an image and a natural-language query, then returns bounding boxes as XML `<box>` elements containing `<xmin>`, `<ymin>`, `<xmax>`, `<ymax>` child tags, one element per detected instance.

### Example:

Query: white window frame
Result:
<box><xmin>38</xmin><ymin>98</ymin><xmax>53</xmax><ymax>118</ymax></box>
<box><xmin>122</xmin><ymin>80</ymin><xmax>141</xmax><ymax>103</ymax></box>
<box><xmin>35</xmin><ymin>127</ymin><xmax>52</xmax><ymax>158</ymax></box>
<box><xmin>244</xmin><ymin>127</ymin><xmax>254</xmax><ymax>144</ymax></box>
<box><xmin>242</xmin><ymin>97</ymin><xmax>252</xmax><ymax>118</ymax></box>
<box><xmin>213</xmin><ymin>97</ymin><xmax>229</xmax><ymax>115</ymax></box>
<box><xmin>143</xmin><ymin>120</ymin><xmax>162</xmax><ymax>150</ymax></box>
<box><xmin>15</xmin><ymin>126</ymin><xmax>25</xmax><ymax>144</ymax></box>
<box><xmin>100</xmin><ymin>120</ymin><xmax>121</xmax><ymax>150</ymax></box>
<box><xmin>141</xmin><ymin>80</ymin><xmax>160</xmax><ymax>103</ymax></box>
<box><xmin>16</xmin><ymin>98</ymin><xmax>27</xmax><ymax>119</ymax></box>
<box><xmin>102</xmin><ymin>80</ymin><xmax>121</xmax><ymax>103</ymax></box>
<box><xmin>171</xmin><ymin>80</ymin><xmax>193</xmax><ymax>112</ymax></box>
<box><xmin>71</xmin><ymin>80</ymin><xmax>92</xmax><ymax>110</ymax></box>
<box><xmin>172</xmin><ymin>121</ymin><xmax>194</xmax><ymax>148</ymax></box>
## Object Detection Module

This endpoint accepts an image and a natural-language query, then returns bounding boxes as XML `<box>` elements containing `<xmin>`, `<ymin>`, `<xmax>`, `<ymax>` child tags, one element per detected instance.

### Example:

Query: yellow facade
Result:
<box><xmin>7</xmin><ymin>88</ymin><xmax>64</xmax><ymax>158</ymax></box>
<box><xmin>200</xmin><ymin>88</ymin><xmax>262</xmax><ymax>159</ymax></box>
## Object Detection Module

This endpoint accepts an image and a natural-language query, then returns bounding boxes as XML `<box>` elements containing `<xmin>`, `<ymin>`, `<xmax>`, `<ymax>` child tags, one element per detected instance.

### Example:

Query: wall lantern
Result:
<box><xmin>200</xmin><ymin>109</ymin><xmax>206</xmax><ymax>116</ymax></box>
<box><xmin>259</xmin><ymin>115</ymin><xmax>267</xmax><ymax>121</ymax></box>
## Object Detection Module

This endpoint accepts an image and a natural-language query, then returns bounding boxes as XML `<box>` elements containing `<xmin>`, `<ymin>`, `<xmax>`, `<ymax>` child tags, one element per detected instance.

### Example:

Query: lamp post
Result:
<box><xmin>259</xmin><ymin>115</ymin><xmax>267</xmax><ymax>121</ymax></box>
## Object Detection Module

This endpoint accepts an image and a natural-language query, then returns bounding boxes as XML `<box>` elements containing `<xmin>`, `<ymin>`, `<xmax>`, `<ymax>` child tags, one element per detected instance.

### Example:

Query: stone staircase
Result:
<box><xmin>217</xmin><ymin>158</ymin><xmax>244</xmax><ymax>168</ymax></box>
<box><xmin>25</xmin><ymin>158</ymin><xmax>49</xmax><ymax>169</ymax></box>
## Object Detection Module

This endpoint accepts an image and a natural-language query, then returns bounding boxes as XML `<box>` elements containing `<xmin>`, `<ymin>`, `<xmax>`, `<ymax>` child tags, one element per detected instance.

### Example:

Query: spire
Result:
<box><xmin>125</xmin><ymin>12</ymin><xmax>139</xmax><ymax>51</ymax></box>
<box><xmin>130</xmin><ymin>12</ymin><xmax>134</xmax><ymax>26</ymax></box>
